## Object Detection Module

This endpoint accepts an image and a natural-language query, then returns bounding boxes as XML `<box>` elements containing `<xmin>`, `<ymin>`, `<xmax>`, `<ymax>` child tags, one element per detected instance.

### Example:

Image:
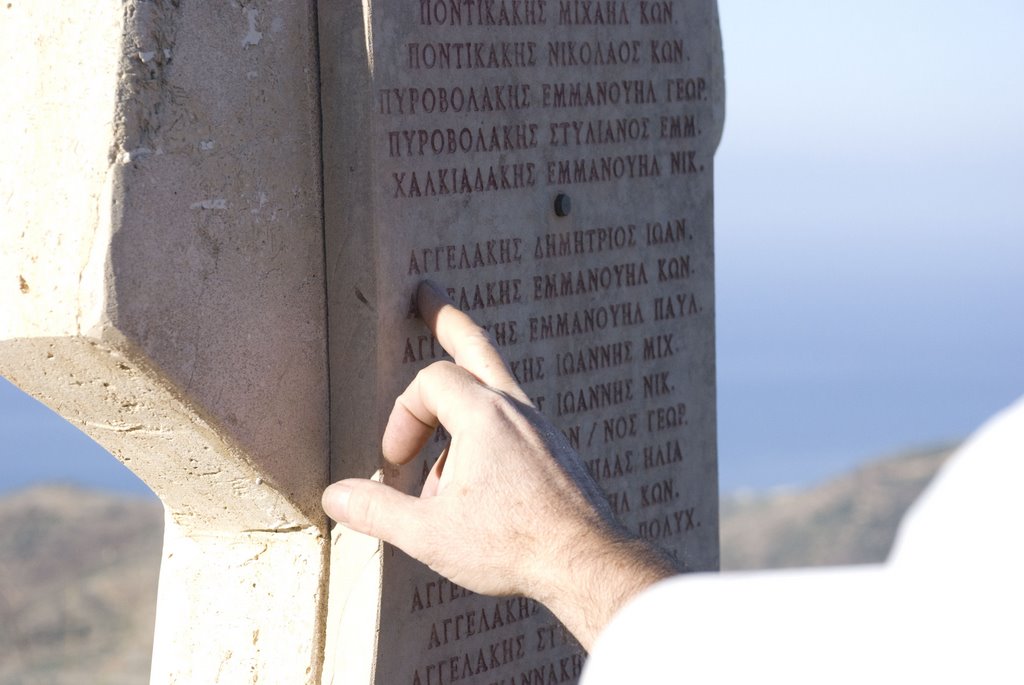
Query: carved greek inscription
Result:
<box><xmin>407</xmin><ymin>239</ymin><xmax>525</xmax><ymax>275</ymax></box>
<box><xmin>584</xmin><ymin>450</ymin><xmax>635</xmax><ymax>482</ymax></box>
<box><xmin>606</xmin><ymin>489</ymin><xmax>631</xmax><ymax>515</ymax></box>
<box><xmin>412</xmin><ymin>634</ymin><xmax>528</xmax><ymax>685</ymax></box>
<box><xmin>556</xmin><ymin>377</ymin><xmax>634</xmax><ymax>417</ymax></box>
<box><xmin>600</xmin><ymin>414</ymin><xmax>639</xmax><ymax>444</ymax></box>
<box><xmin>528</xmin><ymin>301</ymin><xmax>645</xmax><ymax>341</ymax></box>
<box><xmin>642</xmin><ymin>439</ymin><xmax>684</xmax><ymax>470</ymax></box>
<box><xmin>419</xmin><ymin>0</ymin><xmax>549</xmax><ymax>27</ymax></box>
<box><xmin>533</xmin><ymin>225</ymin><xmax>637</xmax><ymax>259</ymax></box>
<box><xmin>403</xmin><ymin>334</ymin><xmax>447</xmax><ymax>364</ymax></box>
<box><xmin>640</xmin><ymin>477</ymin><xmax>677</xmax><ymax>508</ymax></box>
<box><xmin>641</xmin><ymin>370</ymin><xmax>673</xmax><ymax>398</ymax></box>
<box><xmin>378</xmin><ymin>85</ymin><xmax>534</xmax><ymax>115</ymax></box>
<box><xmin>482</xmin><ymin>320</ymin><xmax>520</xmax><ymax>347</ymax></box>
<box><xmin>389</xmin><ymin>125</ymin><xmax>539</xmax><ymax>158</ymax></box>
<box><xmin>393</xmin><ymin>163</ymin><xmax>538</xmax><ymax>198</ymax></box>
<box><xmin>659</xmin><ymin>114</ymin><xmax>697</xmax><ymax>139</ymax></box>
<box><xmin>637</xmin><ymin>506</ymin><xmax>697</xmax><ymax>541</ymax></box>
<box><xmin>445</xmin><ymin>280</ymin><xmax>524</xmax><ymax>311</ymax></box>
<box><xmin>533</xmin><ymin>261</ymin><xmax>648</xmax><ymax>301</ymax></box>
<box><xmin>670</xmin><ymin>149</ymin><xmax>702</xmax><ymax>174</ymax></box>
<box><xmin>646</xmin><ymin>401</ymin><xmax>687</xmax><ymax>433</ymax></box>
<box><xmin>657</xmin><ymin>255</ymin><xmax>691</xmax><ymax>282</ymax></box>
<box><xmin>645</xmin><ymin>218</ymin><xmax>689</xmax><ymax>245</ymax></box>
<box><xmin>554</xmin><ymin>340</ymin><xmax>633</xmax><ymax>377</ymax></box>
<box><xmin>535</xmin><ymin>623</ymin><xmax>579</xmax><ymax>653</ymax></box>
<box><xmin>548</xmin><ymin>117</ymin><xmax>651</xmax><ymax>146</ymax></box>
<box><xmin>546</xmin><ymin>153</ymin><xmax>662</xmax><ymax>185</ymax></box>
<box><xmin>365</xmin><ymin>0</ymin><xmax>717</xmax><ymax>681</ymax></box>
<box><xmin>652</xmin><ymin>292</ymin><xmax>700</xmax><ymax>320</ymax></box>
<box><xmin>642</xmin><ymin>333</ymin><xmax>674</xmax><ymax>360</ymax></box>
<box><xmin>509</xmin><ymin>355</ymin><xmax>547</xmax><ymax>385</ymax></box>
<box><xmin>557</xmin><ymin>1</ymin><xmax>631</xmax><ymax>26</ymax></box>
<box><xmin>406</xmin><ymin>41</ymin><xmax>539</xmax><ymax>70</ymax></box>
<box><xmin>515</xmin><ymin>652</ymin><xmax>585</xmax><ymax>685</ymax></box>
<box><xmin>411</xmin><ymin>579</ymin><xmax>474</xmax><ymax>613</ymax></box>
<box><xmin>380</xmin><ymin>1</ymin><xmax>710</xmax><ymax>200</ymax></box>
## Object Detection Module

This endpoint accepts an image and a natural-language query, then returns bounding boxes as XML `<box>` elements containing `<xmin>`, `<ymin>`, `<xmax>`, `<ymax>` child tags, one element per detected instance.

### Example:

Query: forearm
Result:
<box><xmin>534</xmin><ymin>526</ymin><xmax>680</xmax><ymax>651</ymax></box>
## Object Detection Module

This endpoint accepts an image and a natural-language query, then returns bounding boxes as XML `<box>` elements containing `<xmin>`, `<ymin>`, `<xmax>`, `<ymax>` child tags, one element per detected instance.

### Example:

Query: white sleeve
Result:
<box><xmin>582</xmin><ymin>395</ymin><xmax>1024</xmax><ymax>684</ymax></box>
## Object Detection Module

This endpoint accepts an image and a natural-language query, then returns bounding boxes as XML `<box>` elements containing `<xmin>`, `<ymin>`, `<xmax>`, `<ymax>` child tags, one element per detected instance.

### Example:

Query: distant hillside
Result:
<box><xmin>0</xmin><ymin>486</ymin><xmax>163</xmax><ymax>685</ymax></box>
<box><xmin>720</xmin><ymin>444</ymin><xmax>955</xmax><ymax>570</ymax></box>
<box><xmin>0</xmin><ymin>446</ymin><xmax>954</xmax><ymax>682</ymax></box>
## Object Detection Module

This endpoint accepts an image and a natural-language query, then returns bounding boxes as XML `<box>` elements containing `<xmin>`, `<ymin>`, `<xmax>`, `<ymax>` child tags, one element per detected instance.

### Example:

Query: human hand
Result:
<box><xmin>322</xmin><ymin>280</ymin><xmax>679</xmax><ymax>648</ymax></box>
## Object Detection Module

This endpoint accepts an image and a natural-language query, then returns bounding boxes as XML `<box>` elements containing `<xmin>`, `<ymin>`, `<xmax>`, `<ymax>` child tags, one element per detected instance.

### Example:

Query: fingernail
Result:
<box><xmin>322</xmin><ymin>483</ymin><xmax>351</xmax><ymax>522</ymax></box>
<box><xmin>417</xmin><ymin>280</ymin><xmax>454</xmax><ymax>322</ymax></box>
<box><xmin>419</xmin><ymin>279</ymin><xmax>452</xmax><ymax>304</ymax></box>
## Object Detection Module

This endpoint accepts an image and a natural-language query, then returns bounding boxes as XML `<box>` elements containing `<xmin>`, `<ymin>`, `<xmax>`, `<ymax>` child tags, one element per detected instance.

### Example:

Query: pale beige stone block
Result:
<box><xmin>1</xmin><ymin>2</ymin><xmax>328</xmax><ymax>681</ymax></box>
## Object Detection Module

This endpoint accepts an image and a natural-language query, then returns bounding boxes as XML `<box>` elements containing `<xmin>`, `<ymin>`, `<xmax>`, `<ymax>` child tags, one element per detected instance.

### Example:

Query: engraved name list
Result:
<box><xmin>323</xmin><ymin>1</ymin><xmax>721</xmax><ymax>682</ymax></box>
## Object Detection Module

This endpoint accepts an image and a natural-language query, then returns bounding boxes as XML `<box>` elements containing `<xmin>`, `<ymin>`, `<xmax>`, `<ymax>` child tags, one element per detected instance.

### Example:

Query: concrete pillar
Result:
<box><xmin>1</xmin><ymin>2</ymin><xmax>328</xmax><ymax>681</ymax></box>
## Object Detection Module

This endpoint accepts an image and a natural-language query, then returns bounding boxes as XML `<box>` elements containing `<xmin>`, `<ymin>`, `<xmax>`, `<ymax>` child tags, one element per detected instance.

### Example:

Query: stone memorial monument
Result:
<box><xmin>1</xmin><ymin>0</ymin><xmax>722</xmax><ymax>682</ymax></box>
<box><xmin>319</xmin><ymin>1</ymin><xmax>724</xmax><ymax>681</ymax></box>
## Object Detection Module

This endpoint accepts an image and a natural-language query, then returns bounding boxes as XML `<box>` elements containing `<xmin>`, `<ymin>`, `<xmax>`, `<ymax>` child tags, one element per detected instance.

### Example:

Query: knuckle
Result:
<box><xmin>416</xmin><ymin>360</ymin><xmax>457</xmax><ymax>385</ymax></box>
<box><xmin>478</xmin><ymin>387</ymin><xmax>514</xmax><ymax>417</ymax></box>
<box><xmin>347</xmin><ymin>488</ymin><xmax>380</xmax><ymax>535</ymax></box>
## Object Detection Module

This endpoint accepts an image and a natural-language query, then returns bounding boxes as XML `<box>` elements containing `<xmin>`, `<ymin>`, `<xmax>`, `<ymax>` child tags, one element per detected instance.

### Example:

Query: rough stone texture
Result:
<box><xmin>0</xmin><ymin>2</ymin><xmax>328</xmax><ymax>681</ymax></box>
<box><xmin>320</xmin><ymin>1</ymin><xmax>725</xmax><ymax>681</ymax></box>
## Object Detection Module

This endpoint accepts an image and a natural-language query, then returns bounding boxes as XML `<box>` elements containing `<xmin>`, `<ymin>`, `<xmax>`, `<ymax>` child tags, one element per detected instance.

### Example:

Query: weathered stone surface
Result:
<box><xmin>320</xmin><ymin>1</ymin><xmax>724</xmax><ymax>681</ymax></box>
<box><xmin>1</xmin><ymin>2</ymin><xmax>328</xmax><ymax>681</ymax></box>
<box><xmin>3</xmin><ymin>0</ymin><xmax>724</xmax><ymax>680</ymax></box>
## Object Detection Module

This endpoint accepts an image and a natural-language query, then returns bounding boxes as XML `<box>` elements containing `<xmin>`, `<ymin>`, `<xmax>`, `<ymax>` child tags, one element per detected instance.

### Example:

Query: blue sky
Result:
<box><xmin>2</xmin><ymin>0</ymin><xmax>1022</xmax><ymax>495</ymax></box>
<box><xmin>714</xmin><ymin>0</ymin><xmax>1024</xmax><ymax>489</ymax></box>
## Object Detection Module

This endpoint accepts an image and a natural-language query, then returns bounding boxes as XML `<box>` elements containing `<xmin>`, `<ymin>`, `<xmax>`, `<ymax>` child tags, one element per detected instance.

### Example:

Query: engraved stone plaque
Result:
<box><xmin>320</xmin><ymin>1</ymin><xmax>724</xmax><ymax>681</ymax></box>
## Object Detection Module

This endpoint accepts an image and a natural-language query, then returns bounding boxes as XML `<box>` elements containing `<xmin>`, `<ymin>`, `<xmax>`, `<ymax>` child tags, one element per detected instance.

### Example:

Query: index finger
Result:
<box><xmin>381</xmin><ymin>360</ymin><xmax>484</xmax><ymax>465</ymax></box>
<box><xmin>417</xmin><ymin>280</ymin><xmax>530</xmax><ymax>404</ymax></box>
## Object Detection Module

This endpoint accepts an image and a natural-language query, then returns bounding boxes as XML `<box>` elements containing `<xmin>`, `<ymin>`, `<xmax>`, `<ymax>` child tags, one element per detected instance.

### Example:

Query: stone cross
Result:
<box><xmin>0</xmin><ymin>1</ymin><xmax>723</xmax><ymax>682</ymax></box>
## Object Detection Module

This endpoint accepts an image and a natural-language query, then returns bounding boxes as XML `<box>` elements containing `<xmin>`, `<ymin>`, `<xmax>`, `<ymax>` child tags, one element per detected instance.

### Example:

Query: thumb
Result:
<box><xmin>322</xmin><ymin>478</ymin><xmax>428</xmax><ymax>558</ymax></box>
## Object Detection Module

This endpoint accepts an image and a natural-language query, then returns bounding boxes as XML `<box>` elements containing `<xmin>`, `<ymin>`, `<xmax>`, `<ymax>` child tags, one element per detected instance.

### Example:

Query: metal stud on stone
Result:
<box><xmin>554</xmin><ymin>193</ymin><xmax>572</xmax><ymax>217</ymax></box>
